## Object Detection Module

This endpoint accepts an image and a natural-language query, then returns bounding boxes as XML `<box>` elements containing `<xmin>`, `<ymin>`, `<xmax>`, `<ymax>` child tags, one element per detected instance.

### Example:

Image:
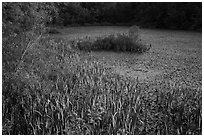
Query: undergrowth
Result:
<box><xmin>2</xmin><ymin>34</ymin><xmax>201</xmax><ymax>135</ymax></box>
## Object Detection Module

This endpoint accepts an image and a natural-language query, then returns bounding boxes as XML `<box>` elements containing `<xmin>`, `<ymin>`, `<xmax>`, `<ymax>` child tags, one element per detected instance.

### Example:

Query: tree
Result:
<box><xmin>3</xmin><ymin>2</ymin><xmax>58</xmax><ymax>72</ymax></box>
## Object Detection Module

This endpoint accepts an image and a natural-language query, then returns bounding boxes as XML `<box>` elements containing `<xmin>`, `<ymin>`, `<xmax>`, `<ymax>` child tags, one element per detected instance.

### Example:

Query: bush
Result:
<box><xmin>75</xmin><ymin>26</ymin><xmax>151</xmax><ymax>53</ymax></box>
<box><xmin>75</xmin><ymin>34</ymin><xmax>150</xmax><ymax>53</ymax></box>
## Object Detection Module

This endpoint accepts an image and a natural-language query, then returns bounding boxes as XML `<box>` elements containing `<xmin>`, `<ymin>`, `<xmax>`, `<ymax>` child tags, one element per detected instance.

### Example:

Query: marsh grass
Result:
<box><xmin>2</xmin><ymin>31</ymin><xmax>201</xmax><ymax>135</ymax></box>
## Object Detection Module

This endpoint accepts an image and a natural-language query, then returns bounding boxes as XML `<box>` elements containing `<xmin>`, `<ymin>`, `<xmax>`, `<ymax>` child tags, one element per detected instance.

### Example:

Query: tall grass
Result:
<box><xmin>2</xmin><ymin>35</ymin><xmax>201</xmax><ymax>135</ymax></box>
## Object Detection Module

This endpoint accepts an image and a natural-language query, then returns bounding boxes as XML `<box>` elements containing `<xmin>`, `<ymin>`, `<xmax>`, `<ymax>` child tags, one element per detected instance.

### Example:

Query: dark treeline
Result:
<box><xmin>53</xmin><ymin>2</ymin><xmax>201</xmax><ymax>31</ymax></box>
<box><xmin>2</xmin><ymin>2</ymin><xmax>202</xmax><ymax>36</ymax></box>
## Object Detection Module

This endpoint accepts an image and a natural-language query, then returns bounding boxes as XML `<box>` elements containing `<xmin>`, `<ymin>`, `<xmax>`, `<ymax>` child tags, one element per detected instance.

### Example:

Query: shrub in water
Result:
<box><xmin>75</xmin><ymin>26</ymin><xmax>151</xmax><ymax>53</ymax></box>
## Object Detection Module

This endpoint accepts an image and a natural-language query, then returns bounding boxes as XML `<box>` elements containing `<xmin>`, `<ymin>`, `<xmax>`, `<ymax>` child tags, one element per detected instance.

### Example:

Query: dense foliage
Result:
<box><xmin>73</xmin><ymin>26</ymin><xmax>150</xmax><ymax>53</ymax></box>
<box><xmin>2</xmin><ymin>2</ymin><xmax>57</xmax><ymax>72</ymax></box>
<box><xmin>55</xmin><ymin>2</ymin><xmax>201</xmax><ymax>31</ymax></box>
<box><xmin>3</xmin><ymin>2</ymin><xmax>202</xmax><ymax>31</ymax></box>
